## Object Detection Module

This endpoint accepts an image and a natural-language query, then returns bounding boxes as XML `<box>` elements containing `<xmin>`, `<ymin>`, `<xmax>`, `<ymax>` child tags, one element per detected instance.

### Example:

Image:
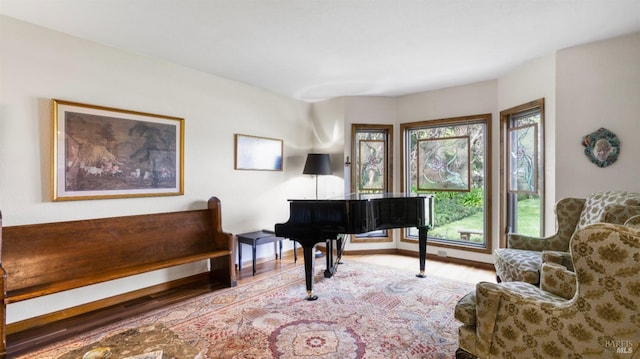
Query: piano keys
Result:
<box><xmin>275</xmin><ymin>193</ymin><xmax>434</xmax><ymax>300</ymax></box>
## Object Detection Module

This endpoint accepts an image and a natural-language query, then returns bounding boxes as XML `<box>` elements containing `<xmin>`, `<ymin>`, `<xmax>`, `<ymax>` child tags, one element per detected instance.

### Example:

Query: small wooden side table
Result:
<box><xmin>236</xmin><ymin>230</ymin><xmax>296</xmax><ymax>275</ymax></box>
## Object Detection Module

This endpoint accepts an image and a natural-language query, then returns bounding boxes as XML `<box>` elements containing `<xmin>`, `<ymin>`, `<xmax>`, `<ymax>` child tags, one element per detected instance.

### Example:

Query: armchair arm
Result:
<box><xmin>539</xmin><ymin>262</ymin><xmax>576</xmax><ymax>300</ymax></box>
<box><xmin>507</xmin><ymin>232</ymin><xmax>559</xmax><ymax>251</ymax></box>
<box><xmin>472</xmin><ymin>281</ymin><xmax>570</xmax><ymax>357</ymax></box>
<box><xmin>474</xmin><ymin>282</ymin><xmax>504</xmax><ymax>357</ymax></box>
<box><xmin>541</xmin><ymin>250</ymin><xmax>574</xmax><ymax>270</ymax></box>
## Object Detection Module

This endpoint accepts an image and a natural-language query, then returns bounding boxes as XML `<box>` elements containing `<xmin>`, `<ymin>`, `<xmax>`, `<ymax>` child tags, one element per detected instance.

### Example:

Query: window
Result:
<box><xmin>400</xmin><ymin>114</ymin><xmax>492</xmax><ymax>253</ymax></box>
<box><xmin>351</xmin><ymin>124</ymin><xmax>393</xmax><ymax>242</ymax></box>
<box><xmin>500</xmin><ymin>99</ymin><xmax>545</xmax><ymax>246</ymax></box>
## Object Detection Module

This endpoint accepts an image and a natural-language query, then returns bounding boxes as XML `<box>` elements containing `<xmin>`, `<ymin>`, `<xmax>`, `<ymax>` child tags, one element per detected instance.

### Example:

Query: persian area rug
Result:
<box><xmin>21</xmin><ymin>261</ymin><xmax>474</xmax><ymax>359</ymax></box>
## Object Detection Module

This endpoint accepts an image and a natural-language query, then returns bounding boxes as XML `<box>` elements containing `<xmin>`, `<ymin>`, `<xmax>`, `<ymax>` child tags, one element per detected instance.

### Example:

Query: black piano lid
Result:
<box><xmin>279</xmin><ymin>192</ymin><xmax>435</xmax><ymax>234</ymax></box>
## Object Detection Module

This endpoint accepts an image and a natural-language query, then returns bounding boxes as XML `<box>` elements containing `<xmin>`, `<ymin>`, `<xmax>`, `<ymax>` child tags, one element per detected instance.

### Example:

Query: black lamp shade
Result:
<box><xmin>303</xmin><ymin>154</ymin><xmax>332</xmax><ymax>175</ymax></box>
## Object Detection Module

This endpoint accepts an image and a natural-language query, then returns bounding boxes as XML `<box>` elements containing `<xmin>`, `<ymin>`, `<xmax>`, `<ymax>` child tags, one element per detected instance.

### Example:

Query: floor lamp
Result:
<box><xmin>303</xmin><ymin>153</ymin><xmax>332</xmax><ymax>199</ymax></box>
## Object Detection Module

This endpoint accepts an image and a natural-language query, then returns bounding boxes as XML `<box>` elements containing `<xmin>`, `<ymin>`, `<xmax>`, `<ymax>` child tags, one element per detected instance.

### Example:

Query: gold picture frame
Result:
<box><xmin>234</xmin><ymin>134</ymin><xmax>283</xmax><ymax>171</ymax></box>
<box><xmin>52</xmin><ymin>99</ymin><xmax>184</xmax><ymax>201</ymax></box>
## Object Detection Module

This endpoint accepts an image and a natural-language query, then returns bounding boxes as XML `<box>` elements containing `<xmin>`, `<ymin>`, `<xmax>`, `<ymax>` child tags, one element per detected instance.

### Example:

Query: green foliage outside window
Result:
<box><xmin>433</xmin><ymin>189</ymin><xmax>483</xmax><ymax>224</ymax></box>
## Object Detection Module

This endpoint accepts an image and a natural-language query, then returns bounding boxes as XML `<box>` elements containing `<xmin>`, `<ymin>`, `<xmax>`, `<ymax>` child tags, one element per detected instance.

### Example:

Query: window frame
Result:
<box><xmin>400</xmin><ymin>114</ymin><xmax>492</xmax><ymax>254</ymax></box>
<box><xmin>350</xmin><ymin>123</ymin><xmax>394</xmax><ymax>243</ymax></box>
<box><xmin>499</xmin><ymin>98</ymin><xmax>545</xmax><ymax>248</ymax></box>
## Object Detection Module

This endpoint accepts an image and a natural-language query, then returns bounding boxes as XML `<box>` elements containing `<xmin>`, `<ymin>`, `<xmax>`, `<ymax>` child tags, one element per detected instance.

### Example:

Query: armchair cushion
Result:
<box><xmin>493</xmin><ymin>248</ymin><xmax>540</xmax><ymax>283</ymax></box>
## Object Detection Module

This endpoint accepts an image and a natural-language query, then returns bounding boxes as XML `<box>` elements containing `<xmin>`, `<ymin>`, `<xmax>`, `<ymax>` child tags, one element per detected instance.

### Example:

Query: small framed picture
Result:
<box><xmin>234</xmin><ymin>134</ymin><xmax>283</xmax><ymax>171</ymax></box>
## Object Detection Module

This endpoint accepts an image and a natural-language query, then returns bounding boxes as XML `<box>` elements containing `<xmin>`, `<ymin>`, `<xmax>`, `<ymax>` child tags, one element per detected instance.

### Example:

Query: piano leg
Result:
<box><xmin>324</xmin><ymin>238</ymin><xmax>334</xmax><ymax>278</ymax></box>
<box><xmin>336</xmin><ymin>235</ymin><xmax>344</xmax><ymax>264</ymax></box>
<box><xmin>323</xmin><ymin>235</ymin><xmax>345</xmax><ymax>278</ymax></box>
<box><xmin>416</xmin><ymin>226</ymin><xmax>428</xmax><ymax>278</ymax></box>
<box><xmin>302</xmin><ymin>245</ymin><xmax>319</xmax><ymax>301</ymax></box>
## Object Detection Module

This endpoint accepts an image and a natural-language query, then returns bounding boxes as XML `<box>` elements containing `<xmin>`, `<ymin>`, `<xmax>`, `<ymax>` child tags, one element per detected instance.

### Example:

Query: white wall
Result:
<box><xmin>308</xmin><ymin>98</ymin><xmax>346</xmax><ymax>199</ymax></box>
<box><xmin>0</xmin><ymin>16</ymin><xmax>312</xmax><ymax>322</ymax></box>
<box><xmin>556</xmin><ymin>32</ymin><xmax>640</xmax><ymax>198</ymax></box>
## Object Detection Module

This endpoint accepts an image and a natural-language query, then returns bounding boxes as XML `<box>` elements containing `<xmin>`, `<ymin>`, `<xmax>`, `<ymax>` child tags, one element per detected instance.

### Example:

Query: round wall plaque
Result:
<box><xmin>582</xmin><ymin>127</ymin><xmax>620</xmax><ymax>168</ymax></box>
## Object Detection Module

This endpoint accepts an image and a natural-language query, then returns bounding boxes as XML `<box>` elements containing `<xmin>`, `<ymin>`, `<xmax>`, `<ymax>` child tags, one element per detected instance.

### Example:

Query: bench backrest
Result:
<box><xmin>1</xmin><ymin>201</ymin><xmax>228</xmax><ymax>294</ymax></box>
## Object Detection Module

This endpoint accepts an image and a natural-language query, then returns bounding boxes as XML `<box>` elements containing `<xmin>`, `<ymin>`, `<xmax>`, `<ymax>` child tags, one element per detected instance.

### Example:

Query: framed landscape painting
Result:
<box><xmin>52</xmin><ymin>99</ymin><xmax>184</xmax><ymax>201</ymax></box>
<box><xmin>234</xmin><ymin>134</ymin><xmax>283</xmax><ymax>171</ymax></box>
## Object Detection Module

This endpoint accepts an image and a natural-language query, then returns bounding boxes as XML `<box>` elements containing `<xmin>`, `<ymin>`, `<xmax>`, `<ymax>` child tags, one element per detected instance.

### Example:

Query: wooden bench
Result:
<box><xmin>0</xmin><ymin>196</ymin><xmax>236</xmax><ymax>357</ymax></box>
<box><xmin>458</xmin><ymin>228</ymin><xmax>483</xmax><ymax>241</ymax></box>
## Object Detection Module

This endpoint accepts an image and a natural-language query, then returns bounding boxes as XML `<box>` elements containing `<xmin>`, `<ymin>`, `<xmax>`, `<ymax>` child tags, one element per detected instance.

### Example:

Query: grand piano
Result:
<box><xmin>275</xmin><ymin>193</ymin><xmax>434</xmax><ymax>300</ymax></box>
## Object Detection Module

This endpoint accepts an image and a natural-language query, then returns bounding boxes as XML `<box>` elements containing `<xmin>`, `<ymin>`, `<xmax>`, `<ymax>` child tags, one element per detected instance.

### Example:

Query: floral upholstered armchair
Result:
<box><xmin>494</xmin><ymin>191</ymin><xmax>640</xmax><ymax>284</ymax></box>
<box><xmin>455</xmin><ymin>222</ymin><xmax>640</xmax><ymax>359</ymax></box>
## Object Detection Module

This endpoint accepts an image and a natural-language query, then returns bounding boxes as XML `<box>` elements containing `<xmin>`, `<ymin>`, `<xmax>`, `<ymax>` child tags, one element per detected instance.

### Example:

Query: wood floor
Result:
<box><xmin>237</xmin><ymin>251</ymin><xmax>496</xmax><ymax>286</ymax></box>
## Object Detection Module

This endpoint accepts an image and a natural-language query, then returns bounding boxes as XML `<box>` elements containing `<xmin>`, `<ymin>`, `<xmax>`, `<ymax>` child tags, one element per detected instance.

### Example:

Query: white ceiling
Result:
<box><xmin>2</xmin><ymin>0</ymin><xmax>640</xmax><ymax>102</ymax></box>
